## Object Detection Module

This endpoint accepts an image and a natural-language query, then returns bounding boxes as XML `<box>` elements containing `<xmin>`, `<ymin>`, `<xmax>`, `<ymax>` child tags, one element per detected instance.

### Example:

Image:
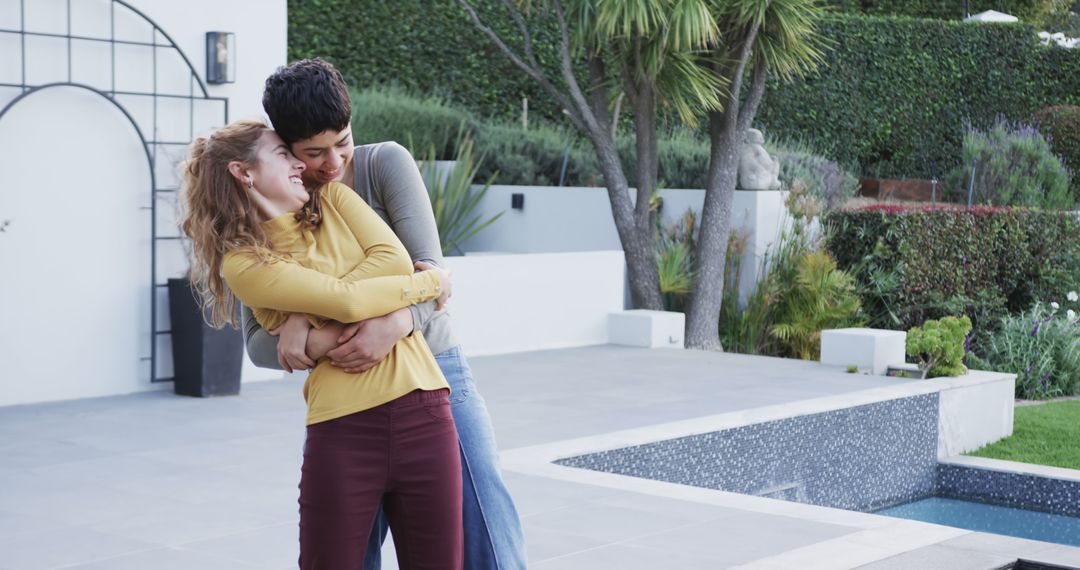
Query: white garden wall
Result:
<box><xmin>460</xmin><ymin>185</ymin><xmax>792</xmax><ymax>304</ymax></box>
<box><xmin>446</xmin><ymin>251</ymin><xmax>626</xmax><ymax>356</ymax></box>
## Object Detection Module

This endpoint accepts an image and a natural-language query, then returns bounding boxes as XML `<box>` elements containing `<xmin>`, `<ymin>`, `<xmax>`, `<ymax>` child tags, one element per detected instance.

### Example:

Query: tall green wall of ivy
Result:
<box><xmin>822</xmin><ymin>0</ymin><xmax>1056</xmax><ymax>21</ymax></box>
<box><xmin>289</xmin><ymin>3</ymin><xmax>1080</xmax><ymax>177</ymax></box>
<box><xmin>755</xmin><ymin>15</ymin><xmax>1080</xmax><ymax>177</ymax></box>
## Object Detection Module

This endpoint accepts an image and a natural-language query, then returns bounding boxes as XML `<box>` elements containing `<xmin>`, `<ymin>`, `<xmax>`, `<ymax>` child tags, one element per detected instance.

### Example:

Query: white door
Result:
<box><xmin>0</xmin><ymin>86</ymin><xmax>153</xmax><ymax>406</ymax></box>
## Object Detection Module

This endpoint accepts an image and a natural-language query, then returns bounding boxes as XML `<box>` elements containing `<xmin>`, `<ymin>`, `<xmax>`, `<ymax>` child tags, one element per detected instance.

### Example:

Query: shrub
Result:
<box><xmin>907</xmin><ymin>315</ymin><xmax>972</xmax><ymax>378</ymax></box>
<box><xmin>943</xmin><ymin>119</ymin><xmax>1074</xmax><ymax>209</ymax></box>
<box><xmin>290</xmin><ymin>0</ymin><xmax>566</xmax><ymax>127</ymax></box>
<box><xmin>755</xmin><ymin>15</ymin><xmax>1080</xmax><ymax>178</ymax></box>
<box><xmin>351</xmin><ymin>88</ymin><xmax>473</xmax><ymax>161</ymax></box>
<box><xmin>419</xmin><ymin>135</ymin><xmax>502</xmax><ymax>255</ymax></box>
<box><xmin>769</xmin><ymin>251</ymin><xmax>864</xmax><ymax>360</ymax></box>
<box><xmin>616</xmin><ymin>130</ymin><xmax>711</xmax><ymax>190</ymax></box>
<box><xmin>298</xmin><ymin>6</ymin><xmax>1080</xmax><ymax>179</ymax></box>
<box><xmin>720</xmin><ymin>191</ymin><xmax>833</xmax><ymax>357</ymax></box>
<box><xmin>718</xmin><ymin>229</ymin><xmax>775</xmax><ymax>355</ymax></box>
<box><xmin>656</xmin><ymin>209</ymin><xmax>697</xmax><ymax>313</ymax></box>
<box><xmin>825</xmin><ymin>205</ymin><xmax>1080</xmax><ymax>333</ymax></box>
<box><xmin>768</xmin><ymin>137</ymin><xmax>860</xmax><ymax>209</ymax></box>
<box><xmin>967</xmin><ymin>299</ymin><xmax>1080</xmax><ymax>398</ymax></box>
<box><xmin>473</xmin><ymin>123</ymin><xmax>599</xmax><ymax>187</ymax></box>
<box><xmin>348</xmin><ymin>90</ymin><xmax>857</xmax><ymax>194</ymax></box>
<box><xmin>1032</xmin><ymin>104</ymin><xmax>1080</xmax><ymax>201</ymax></box>
<box><xmin>821</xmin><ymin>0</ymin><xmax>1058</xmax><ymax>20</ymax></box>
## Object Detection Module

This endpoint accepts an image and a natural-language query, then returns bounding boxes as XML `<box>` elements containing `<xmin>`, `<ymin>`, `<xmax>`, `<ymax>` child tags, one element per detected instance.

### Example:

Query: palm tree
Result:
<box><xmin>770</xmin><ymin>250</ymin><xmax>862</xmax><ymax>360</ymax></box>
<box><xmin>460</xmin><ymin>0</ymin><xmax>827</xmax><ymax>351</ymax></box>
<box><xmin>458</xmin><ymin>0</ymin><xmax>723</xmax><ymax>310</ymax></box>
<box><xmin>686</xmin><ymin>0</ymin><xmax>827</xmax><ymax>349</ymax></box>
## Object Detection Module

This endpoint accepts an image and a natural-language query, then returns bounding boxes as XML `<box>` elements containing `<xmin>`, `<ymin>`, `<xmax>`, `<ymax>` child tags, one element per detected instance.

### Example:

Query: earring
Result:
<box><xmin>245</xmin><ymin>177</ymin><xmax>254</xmax><ymax>189</ymax></box>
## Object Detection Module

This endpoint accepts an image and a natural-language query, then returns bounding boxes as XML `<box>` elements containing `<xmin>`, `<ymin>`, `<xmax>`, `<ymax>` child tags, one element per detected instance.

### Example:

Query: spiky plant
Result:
<box><xmin>770</xmin><ymin>250</ymin><xmax>863</xmax><ymax>360</ymax></box>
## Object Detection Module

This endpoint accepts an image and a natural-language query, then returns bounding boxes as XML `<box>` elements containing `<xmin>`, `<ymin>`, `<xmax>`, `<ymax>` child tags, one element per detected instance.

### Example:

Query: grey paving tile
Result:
<box><xmin>523</xmin><ymin>500</ymin><xmax>713</xmax><ymax>544</ymax></box>
<box><xmin>27</xmin><ymin>453</ymin><xmax>183</xmax><ymax>489</ymax></box>
<box><xmin>0</xmin><ymin>438</ymin><xmax>108</xmax><ymax>470</ymax></box>
<box><xmin>938</xmin><ymin>532</ymin><xmax>1061</xmax><ymax>558</ymax></box>
<box><xmin>1028</xmin><ymin>545</ymin><xmax>1080</xmax><ymax>566</ymax></box>
<box><xmin>0</xmin><ymin>509</ymin><xmax>67</xmax><ymax>540</ymax></box>
<box><xmin>114</xmin><ymin>465</ymin><xmax>298</xmax><ymax>520</ymax></box>
<box><xmin>0</xmin><ymin>484</ymin><xmax>175</xmax><ymax>527</ymax></box>
<box><xmin>132</xmin><ymin>433</ymin><xmax>304</xmax><ymax>473</ymax></box>
<box><xmin>58</xmin><ymin>547</ymin><xmax>262</xmax><ymax>569</ymax></box>
<box><xmin>629</xmin><ymin>512</ymin><xmax>856</xmax><ymax>566</ymax></box>
<box><xmin>531</xmin><ymin>543</ymin><xmax>720</xmax><ymax>570</ymax></box>
<box><xmin>854</xmin><ymin>545</ymin><xmax>1016</xmax><ymax>570</ymax></box>
<box><xmin>502</xmin><ymin>472</ymin><xmax>629</xmax><ymax>519</ymax></box>
<box><xmin>178</xmin><ymin>522</ymin><xmax>299</xmax><ymax>568</ymax></box>
<box><xmin>591</xmin><ymin>491</ymin><xmax>749</xmax><ymax>524</ymax></box>
<box><xmin>0</xmin><ymin>526</ymin><xmax>156</xmax><ymax>570</ymax></box>
<box><xmin>88</xmin><ymin>498</ymin><xmax>294</xmax><ymax>547</ymax></box>
<box><xmin>522</xmin><ymin>524</ymin><xmax>609</xmax><ymax>563</ymax></box>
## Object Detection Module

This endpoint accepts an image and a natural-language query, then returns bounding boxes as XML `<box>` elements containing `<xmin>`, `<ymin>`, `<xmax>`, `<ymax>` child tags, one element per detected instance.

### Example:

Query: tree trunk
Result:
<box><xmin>685</xmin><ymin>53</ymin><xmax>770</xmax><ymax>350</ymax></box>
<box><xmin>632</xmin><ymin>83</ymin><xmax>658</xmax><ymax>236</ymax></box>
<box><xmin>456</xmin><ymin>1</ymin><xmax>665</xmax><ymax>311</ymax></box>
<box><xmin>685</xmin><ymin>109</ymin><xmax>739</xmax><ymax>350</ymax></box>
<box><xmin>586</xmin><ymin>129</ymin><xmax>664</xmax><ymax>311</ymax></box>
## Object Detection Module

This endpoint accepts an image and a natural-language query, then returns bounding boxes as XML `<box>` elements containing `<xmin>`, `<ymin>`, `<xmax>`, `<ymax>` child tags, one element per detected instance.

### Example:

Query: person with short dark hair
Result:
<box><xmin>247</xmin><ymin>58</ymin><xmax>527</xmax><ymax>569</ymax></box>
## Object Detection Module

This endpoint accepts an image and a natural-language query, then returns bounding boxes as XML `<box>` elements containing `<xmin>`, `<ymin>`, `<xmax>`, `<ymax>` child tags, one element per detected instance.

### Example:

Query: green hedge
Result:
<box><xmin>289</xmin><ymin>0</ymin><xmax>565</xmax><ymax>125</ymax></box>
<box><xmin>291</xmin><ymin>4</ymin><xmax>1080</xmax><ymax>179</ymax></box>
<box><xmin>351</xmin><ymin>88</ymin><xmax>472</xmax><ymax>161</ymax></box>
<box><xmin>1033</xmin><ymin>105</ymin><xmax>1080</xmax><ymax>199</ymax></box>
<box><xmin>755</xmin><ymin>15</ymin><xmax>1080</xmax><ymax>178</ymax></box>
<box><xmin>822</xmin><ymin>0</ymin><xmax>1056</xmax><ymax>20</ymax></box>
<box><xmin>942</xmin><ymin>119</ymin><xmax>1075</xmax><ymax>209</ymax></box>
<box><xmin>348</xmin><ymin>88</ymin><xmax>859</xmax><ymax>199</ymax></box>
<box><xmin>824</xmin><ymin>205</ymin><xmax>1080</xmax><ymax>334</ymax></box>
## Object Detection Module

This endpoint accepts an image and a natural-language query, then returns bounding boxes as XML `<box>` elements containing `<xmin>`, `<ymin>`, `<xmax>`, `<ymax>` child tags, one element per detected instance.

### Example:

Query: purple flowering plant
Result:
<box><xmin>967</xmin><ymin>293</ymin><xmax>1080</xmax><ymax>399</ymax></box>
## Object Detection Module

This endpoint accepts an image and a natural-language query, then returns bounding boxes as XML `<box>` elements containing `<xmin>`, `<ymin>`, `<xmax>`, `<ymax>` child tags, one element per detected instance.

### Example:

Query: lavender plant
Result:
<box><xmin>967</xmin><ymin>294</ymin><xmax>1080</xmax><ymax>399</ymax></box>
<box><xmin>945</xmin><ymin>119</ymin><xmax>1074</xmax><ymax>210</ymax></box>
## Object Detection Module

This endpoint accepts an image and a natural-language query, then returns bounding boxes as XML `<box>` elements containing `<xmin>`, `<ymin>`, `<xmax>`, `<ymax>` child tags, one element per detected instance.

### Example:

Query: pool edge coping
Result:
<box><xmin>941</xmin><ymin>455</ymin><xmax>1080</xmax><ymax>484</ymax></box>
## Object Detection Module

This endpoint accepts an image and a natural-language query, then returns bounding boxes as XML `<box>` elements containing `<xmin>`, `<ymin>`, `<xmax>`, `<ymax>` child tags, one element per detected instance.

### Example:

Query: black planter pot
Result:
<box><xmin>167</xmin><ymin>278</ymin><xmax>243</xmax><ymax>397</ymax></box>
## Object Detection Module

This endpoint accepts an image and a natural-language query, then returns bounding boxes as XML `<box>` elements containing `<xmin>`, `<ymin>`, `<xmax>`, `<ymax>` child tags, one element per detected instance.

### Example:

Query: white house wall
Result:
<box><xmin>0</xmin><ymin>0</ymin><xmax>286</xmax><ymax>406</ymax></box>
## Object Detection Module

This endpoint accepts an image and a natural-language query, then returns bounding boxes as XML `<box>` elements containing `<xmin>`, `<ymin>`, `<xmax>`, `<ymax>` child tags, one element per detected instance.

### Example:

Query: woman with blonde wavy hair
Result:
<box><xmin>180</xmin><ymin>119</ymin><xmax>463</xmax><ymax>569</ymax></box>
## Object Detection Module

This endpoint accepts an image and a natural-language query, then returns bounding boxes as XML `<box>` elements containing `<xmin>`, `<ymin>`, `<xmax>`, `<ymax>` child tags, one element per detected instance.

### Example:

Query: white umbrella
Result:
<box><xmin>965</xmin><ymin>10</ymin><xmax>1020</xmax><ymax>23</ymax></box>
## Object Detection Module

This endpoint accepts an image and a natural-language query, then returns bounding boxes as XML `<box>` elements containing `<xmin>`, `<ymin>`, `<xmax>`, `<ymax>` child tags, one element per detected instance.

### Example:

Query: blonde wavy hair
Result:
<box><xmin>180</xmin><ymin>120</ymin><xmax>326</xmax><ymax>329</ymax></box>
<box><xmin>180</xmin><ymin>120</ymin><xmax>267</xmax><ymax>329</ymax></box>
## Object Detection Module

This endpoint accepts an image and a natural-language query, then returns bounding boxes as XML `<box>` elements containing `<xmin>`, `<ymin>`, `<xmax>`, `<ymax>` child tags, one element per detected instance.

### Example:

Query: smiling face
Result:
<box><xmin>247</xmin><ymin>130</ymin><xmax>309</xmax><ymax>211</ymax></box>
<box><xmin>291</xmin><ymin>127</ymin><xmax>354</xmax><ymax>187</ymax></box>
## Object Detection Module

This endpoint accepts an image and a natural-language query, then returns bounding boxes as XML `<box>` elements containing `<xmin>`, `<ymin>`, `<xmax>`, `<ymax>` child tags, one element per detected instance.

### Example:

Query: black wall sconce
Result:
<box><xmin>511</xmin><ymin>192</ymin><xmax>525</xmax><ymax>210</ymax></box>
<box><xmin>206</xmin><ymin>32</ymin><xmax>236</xmax><ymax>84</ymax></box>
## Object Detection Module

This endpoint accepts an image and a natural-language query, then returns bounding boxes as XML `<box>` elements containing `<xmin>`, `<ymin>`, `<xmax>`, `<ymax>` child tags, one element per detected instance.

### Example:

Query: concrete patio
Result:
<box><xmin>1</xmin><ymin>345</ymin><xmax>1079</xmax><ymax>569</ymax></box>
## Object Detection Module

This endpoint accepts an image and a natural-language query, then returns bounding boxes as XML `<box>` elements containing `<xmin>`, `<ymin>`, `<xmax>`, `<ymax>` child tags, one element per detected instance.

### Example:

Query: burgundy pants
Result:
<box><xmin>299</xmin><ymin>389</ymin><xmax>463</xmax><ymax>570</ymax></box>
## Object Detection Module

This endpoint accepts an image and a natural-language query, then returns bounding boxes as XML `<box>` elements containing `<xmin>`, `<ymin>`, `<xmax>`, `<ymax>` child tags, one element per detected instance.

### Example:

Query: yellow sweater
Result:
<box><xmin>222</xmin><ymin>182</ymin><xmax>448</xmax><ymax>425</ymax></box>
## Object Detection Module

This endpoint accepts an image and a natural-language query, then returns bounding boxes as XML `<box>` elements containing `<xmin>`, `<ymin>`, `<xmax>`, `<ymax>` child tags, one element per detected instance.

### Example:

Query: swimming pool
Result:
<box><xmin>881</xmin><ymin>497</ymin><xmax>1080</xmax><ymax>547</ymax></box>
<box><xmin>557</xmin><ymin>393</ymin><xmax>1080</xmax><ymax>548</ymax></box>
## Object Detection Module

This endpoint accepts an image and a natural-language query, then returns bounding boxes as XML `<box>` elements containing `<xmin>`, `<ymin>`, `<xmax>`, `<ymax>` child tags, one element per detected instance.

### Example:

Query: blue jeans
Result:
<box><xmin>364</xmin><ymin>346</ymin><xmax>527</xmax><ymax>569</ymax></box>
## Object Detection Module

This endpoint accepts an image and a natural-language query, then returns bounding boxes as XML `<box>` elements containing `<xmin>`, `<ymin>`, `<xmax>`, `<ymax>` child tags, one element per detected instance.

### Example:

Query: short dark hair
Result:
<box><xmin>262</xmin><ymin>58</ymin><xmax>351</xmax><ymax>144</ymax></box>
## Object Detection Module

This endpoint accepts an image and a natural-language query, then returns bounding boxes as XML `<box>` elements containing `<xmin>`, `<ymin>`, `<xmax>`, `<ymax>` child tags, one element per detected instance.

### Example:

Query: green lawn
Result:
<box><xmin>967</xmin><ymin>401</ymin><xmax>1080</xmax><ymax>470</ymax></box>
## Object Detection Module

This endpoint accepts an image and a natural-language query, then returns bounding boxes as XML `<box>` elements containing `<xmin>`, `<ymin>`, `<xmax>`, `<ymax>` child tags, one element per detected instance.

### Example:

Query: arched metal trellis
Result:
<box><xmin>0</xmin><ymin>0</ymin><xmax>229</xmax><ymax>383</ymax></box>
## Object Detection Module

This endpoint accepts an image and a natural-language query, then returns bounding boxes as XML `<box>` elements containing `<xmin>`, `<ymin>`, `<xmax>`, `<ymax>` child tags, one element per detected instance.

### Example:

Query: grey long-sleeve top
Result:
<box><xmin>243</xmin><ymin>142</ymin><xmax>458</xmax><ymax>367</ymax></box>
